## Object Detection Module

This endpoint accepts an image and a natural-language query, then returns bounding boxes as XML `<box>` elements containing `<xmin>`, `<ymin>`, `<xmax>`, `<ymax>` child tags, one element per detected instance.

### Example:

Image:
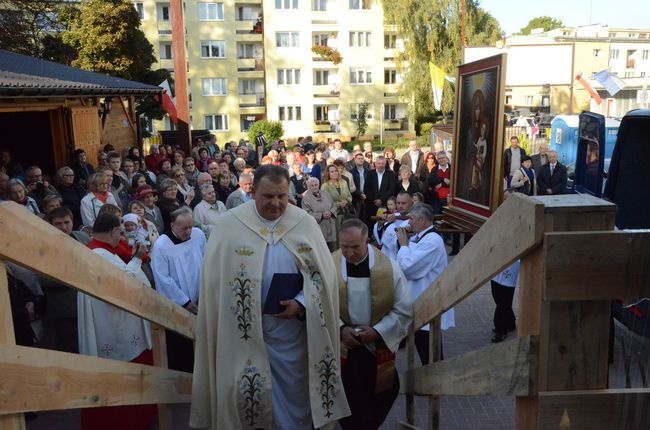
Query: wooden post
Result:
<box><xmin>0</xmin><ymin>262</ymin><xmax>27</xmax><ymax>430</ymax></box>
<box><xmin>516</xmin><ymin>195</ymin><xmax>616</xmax><ymax>430</ymax></box>
<box><xmin>170</xmin><ymin>0</ymin><xmax>191</xmax><ymax>154</ymax></box>
<box><xmin>428</xmin><ymin>317</ymin><xmax>441</xmax><ymax>430</ymax></box>
<box><xmin>151</xmin><ymin>324</ymin><xmax>173</xmax><ymax>430</ymax></box>
<box><xmin>406</xmin><ymin>332</ymin><xmax>416</xmax><ymax>425</ymax></box>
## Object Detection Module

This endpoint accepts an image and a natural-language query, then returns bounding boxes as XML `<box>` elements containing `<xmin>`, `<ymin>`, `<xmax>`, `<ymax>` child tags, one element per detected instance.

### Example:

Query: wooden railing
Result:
<box><xmin>0</xmin><ymin>201</ymin><xmax>194</xmax><ymax>430</ymax></box>
<box><xmin>401</xmin><ymin>193</ymin><xmax>650</xmax><ymax>429</ymax></box>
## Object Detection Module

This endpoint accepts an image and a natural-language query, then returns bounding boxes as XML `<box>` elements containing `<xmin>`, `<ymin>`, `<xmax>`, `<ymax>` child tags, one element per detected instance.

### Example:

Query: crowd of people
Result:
<box><xmin>0</xmin><ymin>132</ymin><xmax>559</xmax><ymax>429</ymax></box>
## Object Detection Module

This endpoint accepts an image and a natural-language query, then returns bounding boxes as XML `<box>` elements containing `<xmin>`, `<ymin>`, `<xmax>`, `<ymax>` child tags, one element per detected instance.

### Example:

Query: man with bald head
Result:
<box><xmin>536</xmin><ymin>150</ymin><xmax>567</xmax><ymax>195</ymax></box>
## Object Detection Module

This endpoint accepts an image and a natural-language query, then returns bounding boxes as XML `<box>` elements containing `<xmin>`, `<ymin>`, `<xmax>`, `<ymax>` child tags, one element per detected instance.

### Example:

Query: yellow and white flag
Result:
<box><xmin>429</xmin><ymin>61</ymin><xmax>445</xmax><ymax>111</ymax></box>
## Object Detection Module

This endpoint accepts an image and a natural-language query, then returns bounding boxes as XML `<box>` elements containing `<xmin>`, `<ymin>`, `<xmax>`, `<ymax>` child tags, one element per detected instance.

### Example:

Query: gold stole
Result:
<box><xmin>333</xmin><ymin>247</ymin><xmax>396</xmax><ymax>393</ymax></box>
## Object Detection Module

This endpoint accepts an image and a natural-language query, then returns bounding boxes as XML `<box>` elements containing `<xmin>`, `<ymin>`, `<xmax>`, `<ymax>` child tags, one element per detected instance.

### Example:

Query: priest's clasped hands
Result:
<box><xmin>272</xmin><ymin>299</ymin><xmax>305</xmax><ymax>320</ymax></box>
<box><xmin>341</xmin><ymin>325</ymin><xmax>378</xmax><ymax>349</ymax></box>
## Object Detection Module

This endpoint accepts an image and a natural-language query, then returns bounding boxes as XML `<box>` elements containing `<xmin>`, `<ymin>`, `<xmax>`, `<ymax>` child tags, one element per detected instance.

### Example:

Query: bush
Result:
<box><xmin>247</xmin><ymin>120</ymin><xmax>284</xmax><ymax>147</ymax></box>
<box><xmin>420</xmin><ymin>122</ymin><xmax>434</xmax><ymax>136</ymax></box>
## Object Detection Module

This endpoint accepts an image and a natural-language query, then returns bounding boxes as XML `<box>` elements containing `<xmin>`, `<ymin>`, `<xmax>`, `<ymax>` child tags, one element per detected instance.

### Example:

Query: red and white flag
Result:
<box><xmin>575</xmin><ymin>73</ymin><xmax>602</xmax><ymax>105</ymax></box>
<box><xmin>158</xmin><ymin>79</ymin><xmax>177</xmax><ymax>124</ymax></box>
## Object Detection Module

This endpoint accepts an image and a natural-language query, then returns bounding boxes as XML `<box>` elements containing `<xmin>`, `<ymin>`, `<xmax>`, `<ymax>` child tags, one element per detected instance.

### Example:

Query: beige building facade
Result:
<box><xmin>133</xmin><ymin>0</ymin><xmax>412</xmax><ymax>142</ymax></box>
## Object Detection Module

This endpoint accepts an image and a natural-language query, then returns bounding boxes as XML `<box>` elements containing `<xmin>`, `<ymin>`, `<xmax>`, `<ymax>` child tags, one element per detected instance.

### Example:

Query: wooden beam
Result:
<box><xmin>118</xmin><ymin>96</ymin><xmax>137</xmax><ymax>135</ymax></box>
<box><xmin>0</xmin><ymin>263</ymin><xmax>26</xmax><ymax>429</ymax></box>
<box><xmin>0</xmin><ymin>344</ymin><xmax>192</xmax><ymax>414</ymax></box>
<box><xmin>402</xmin><ymin>336</ymin><xmax>538</xmax><ymax>397</ymax></box>
<box><xmin>538</xmin><ymin>389</ymin><xmax>650</xmax><ymax>429</ymax></box>
<box><xmin>414</xmin><ymin>193</ymin><xmax>544</xmax><ymax>329</ymax></box>
<box><xmin>544</xmin><ymin>231</ymin><xmax>650</xmax><ymax>301</ymax></box>
<box><xmin>151</xmin><ymin>324</ymin><xmax>173</xmax><ymax>430</ymax></box>
<box><xmin>0</xmin><ymin>202</ymin><xmax>195</xmax><ymax>339</ymax></box>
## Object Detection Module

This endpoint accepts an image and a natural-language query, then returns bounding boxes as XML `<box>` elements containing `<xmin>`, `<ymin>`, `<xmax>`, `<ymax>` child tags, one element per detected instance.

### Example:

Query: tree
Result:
<box><xmin>247</xmin><ymin>120</ymin><xmax>284</xmax><ymax>147</ymax></box>
<box><xmin>518</xmin><ymin>16</ymin><xmax>563</xmax><ymax>35</ymax></box>
<box><xmin>382</xmin><ymin>0</ymin><xmax>503</xmax><ymax>119</ymax></box>
<box><xmin>0</xmin><ymin>0</ymin><xmax>75</xmax><ymax>63</ymax></box>
<box><xmin>62</xmin><ymin>0</ymin><xmax>156</xmax><ymax>82</ymax></box>
<box><xmin>355</xmin><ymin>102</ymin><xmax>369</xmax><ymax>139</ymax></box>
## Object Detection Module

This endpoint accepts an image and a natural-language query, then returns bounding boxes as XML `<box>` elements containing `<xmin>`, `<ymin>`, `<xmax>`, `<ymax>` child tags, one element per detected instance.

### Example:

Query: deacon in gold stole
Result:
<box><xmin>334</xmin><ymin>218</ymin><xmax>413</xmax><ymax>430</ymax></box>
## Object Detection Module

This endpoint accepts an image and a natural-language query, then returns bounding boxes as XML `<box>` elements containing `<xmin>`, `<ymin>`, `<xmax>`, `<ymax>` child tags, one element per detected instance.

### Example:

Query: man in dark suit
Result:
<box><xmin>349</xmin><ymin>152</ymin><xmax>370</xmax><ymax>221</ymax></box>
<box><xmin>363</xmin><ymin>156</ymin><xmax>397</xmax><ymax>222</ymax></box>
<box><xmin>537</xmin><ymin>150</ymin><xmax>567</xmax><ymax>195</ymax></box>
<box><xmin>531</xmin><ymin>143</ymin><xmax>549</xmax><ymax>176</ymax></box>
<box><xmin>400</xmin><ymin>140</ymin><xmax>425</xmax><ymax>175</ymax></box>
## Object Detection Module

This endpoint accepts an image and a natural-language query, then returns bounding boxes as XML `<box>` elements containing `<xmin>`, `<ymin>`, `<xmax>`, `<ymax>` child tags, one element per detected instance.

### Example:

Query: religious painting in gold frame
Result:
<box><xmin>451</xmin><ymin>53</ymin><xmax>507</xmax><ymax>218</ymax></box>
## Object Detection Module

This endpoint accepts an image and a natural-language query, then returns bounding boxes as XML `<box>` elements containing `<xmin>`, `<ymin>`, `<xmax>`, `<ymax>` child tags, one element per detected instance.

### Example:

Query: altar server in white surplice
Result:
<box><xmin>151</xmin><ymin>206</ymin><xmax>206</xmax><ymax>372</ymax></box>
<box><xmin>191</xmin><ymin>165</ymin><xmax>350</xmax><ymax>430</ymax></box>
<box><xmin>334</xmin><ymin>219</ymin><xmax>412</xmax><ymax>430</ymax></box>
<box><xmin>396</xmin><ymin>203</ymin><xmax>454</xmax><ymax>365</ymax></box>
<box><xmin>377</xmin><ymin>192</ymin><xmax>414</xmax><ymax>259</ymax></box>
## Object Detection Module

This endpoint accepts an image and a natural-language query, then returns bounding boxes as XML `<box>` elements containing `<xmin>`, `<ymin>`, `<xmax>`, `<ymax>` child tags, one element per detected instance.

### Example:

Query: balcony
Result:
<box><xmin>626</xmin><ymin>59</ymin><xmax>636</xmax><ymax>69</ymax></box>
<box><xmin>235</xmin><ymin>19</ymin><xmax>262</xmax><ymax>40</ymax></box>
<box><xmin>237</xmin><ymin>58</ymin><xmax>264</xmax><ymax>71</ymax></box>
<box><xmin>383</xmin><ymin>118</ymin><xmax>409</xmax><ymax>132</ymax></box>
<box><xmin>157</xmin><ymin>20</ymin><xmax>172</xmax><ymax>35</ymax></box>
<box><xmin>313</xmin><ymin>85</ymin><xmax>340</xmax><ymax>98</ymax></box>
<box><xmin>159</xmin><ymin>58</ymin><xmax>174</xmax><ymax>70</ymax></box>
<box><xmin>239</xmin><ymin>94</ymin><xmax>265</xmax><ymax>114</ymax></box>
<box><xmin>313</xmin><ymin>120</ymin><xmax>338</xmax><ymax>133</ymax></box>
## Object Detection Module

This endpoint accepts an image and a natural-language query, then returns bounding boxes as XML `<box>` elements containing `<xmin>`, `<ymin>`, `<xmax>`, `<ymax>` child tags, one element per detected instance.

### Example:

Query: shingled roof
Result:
<box><xmin>0</xmin><ymin>50</ymin><xmax>162</xmax><ymax>97</ymax></box>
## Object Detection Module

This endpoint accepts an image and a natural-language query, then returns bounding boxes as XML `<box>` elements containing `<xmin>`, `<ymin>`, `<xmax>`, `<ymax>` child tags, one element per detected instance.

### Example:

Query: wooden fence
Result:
<box><xmin>400</xmin><ymin>192</ymin><xmax>650</xmax><ymax>429</ymax></box>
<box><xmin>0</xmin><ymin>201</ymin><xmax>194</xmax><ymax>430</ymax></box>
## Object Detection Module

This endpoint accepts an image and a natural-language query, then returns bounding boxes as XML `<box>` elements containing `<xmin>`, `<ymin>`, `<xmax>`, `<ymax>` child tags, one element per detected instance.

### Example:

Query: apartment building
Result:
<box><xmin>134</xmin><ymin>0</ymin><xmax>412</xmax><ymax>142</ymax></box>
<box><xmin>465</xmin><ymin>24</ymin><xmax>650</xmax><ymax>116</ymax></box>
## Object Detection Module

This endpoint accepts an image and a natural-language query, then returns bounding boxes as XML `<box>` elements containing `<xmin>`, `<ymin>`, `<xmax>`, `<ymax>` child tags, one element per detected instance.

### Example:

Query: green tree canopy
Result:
<box><xmin>518</xmin><ymin>16</ymin><xmax>563</xmax><ymax>35</ymax></box>
<box><xmin>62</xmin><ymin>0</ymin><xmax>156</xmax><ymax>82</ymax></box>
<box><xmin>382</xmin><ymin>0</ymin><xmax>503</xmax><ymax>120</ymax></box>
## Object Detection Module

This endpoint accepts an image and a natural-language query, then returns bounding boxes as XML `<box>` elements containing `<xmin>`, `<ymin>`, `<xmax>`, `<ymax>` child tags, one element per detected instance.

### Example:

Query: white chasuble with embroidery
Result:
<box><xmin>190</xmin><ymin>201</ymin><xmax>350</xmax><ymax>429</ymax></box>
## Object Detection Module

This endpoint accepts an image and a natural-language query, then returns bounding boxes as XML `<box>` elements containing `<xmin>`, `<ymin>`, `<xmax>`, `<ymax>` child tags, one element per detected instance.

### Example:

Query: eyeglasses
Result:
<box><xmin>175</xmin><ymin>173</ymin><xmax>185</xmax><ymax>177</ymax></box>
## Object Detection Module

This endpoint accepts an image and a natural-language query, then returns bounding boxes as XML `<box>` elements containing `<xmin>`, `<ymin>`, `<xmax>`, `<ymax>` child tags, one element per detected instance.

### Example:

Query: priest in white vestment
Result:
<box><xmin>334</xmin><ymin>219</ymin><xmax>412</xmax><ymax>429</ymax></box>
<box><xmin>151</xmin><ymin>206</ymin><xmax>206</xmax><ymax>372</ymax></box>
<box><xmin>191</xmin><ymin>165</ymin><xmax>350</xmax><ymax>430</ymax></box>
<box><xmin>376</xmin><ymin>192</ymin><xmax>414</xmax><ymax>259</ymax></box>
<box><xmin>396</xmin><ymin>203</ymin><xmax>455</xmax><ymax>365</ymax></box>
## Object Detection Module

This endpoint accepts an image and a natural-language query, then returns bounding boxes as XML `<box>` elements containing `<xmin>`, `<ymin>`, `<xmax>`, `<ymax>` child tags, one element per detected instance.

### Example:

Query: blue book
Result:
<box><xmin>263</xmin><ymin>273</ymin><xmax>304</xmax><ymax>314</ymax></box>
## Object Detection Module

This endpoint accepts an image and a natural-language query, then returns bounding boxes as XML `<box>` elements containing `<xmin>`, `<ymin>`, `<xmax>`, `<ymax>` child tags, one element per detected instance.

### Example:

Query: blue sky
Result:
<box><xmin>479</xmin><ymin>0</ymin><xmax>650</xmax><ymax>36</ymax></box>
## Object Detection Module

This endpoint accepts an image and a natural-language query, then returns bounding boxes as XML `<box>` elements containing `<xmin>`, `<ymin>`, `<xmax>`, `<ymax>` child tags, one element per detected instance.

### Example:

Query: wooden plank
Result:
<box><xmin>428</xmin><ymin>318</ymin><xmax>441</xmax><ymax>430</ymax></box>
<box><xmin>516</xmin><ymin>196</ymin><xmax>616</xmax><ymax>430</ymax></box>
<box><xmin>544</xmin><ymin>231</ymin><xmax>650</xmax><ymax>301</ymax></box>
<box><xmin>0</xmin><ymin>344</ymin><xmax>192</xmax><ymax>414</ymax></box>
<box><xmin>0</xmin><ymin>202</ymin><xmax>195</xmax><ymax>339</ymax></box>
<box><xmin>414</xmin><ymin>193</ymin><xmax>545</xmax><ymax>329</ymax></box>
<box><xmin>405</xmin><ymin>332</ymin><xmax>415</xmax><ymax>425</ymax></box>
<box><xmin>538</xmin><ymin>389</ymin><xmax>650</xmax><ymax>429</ymax></box>
<box><xmin>151</xmin><ymin>324</ymin><xmax>173</xmax><ymax>430</ymax></box>
<box><xmin>402</xmin><ymin>336</ymin><xmax>538</xmax><ymax>396</ymax></box>
<box><xmin>0</xmin><ymin>262</ymin><xmax>26</xmax><ymax>429</ymax></box>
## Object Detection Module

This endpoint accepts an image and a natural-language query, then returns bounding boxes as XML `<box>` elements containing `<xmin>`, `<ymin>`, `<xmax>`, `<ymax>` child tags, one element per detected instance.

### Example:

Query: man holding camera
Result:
<box><xmin>25</xmin><ymin>165</ymin><xmax>58</xmax><ymax>208</ymax></box>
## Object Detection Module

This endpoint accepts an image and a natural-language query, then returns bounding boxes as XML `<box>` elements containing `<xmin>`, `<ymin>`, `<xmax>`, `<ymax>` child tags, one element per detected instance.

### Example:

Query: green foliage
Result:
<box><xmin>517</xmin><ymin>132</ymin><xmax>530</xmax><ymax>154</ymax></box>
<box><xmin>0</xmin><ymin>0</ymin><xmax>75</xmax><ymax>63</ymax></box>
<box><xmin>355</xmin><ymin>102</ymin><xmax>370</xmax><ymax>139</ymax></box>
<box><xmin>62</xmin><ymin>0</ymin><xmax>156</xmax><ymax>82</ymax></box>
<box><xmin>518</xmin><ymin>16</ymin><xmax>563</xmax><ymax>35</ymax></box>
<box><xmin>247</xmin><ymin>120</ymin><xmax>284</xmax><ymax>146</ymax></box>
<box><xmin>419</xmin><ymin>122</ymin><xmax>434</xmax><ymax>136</ymax></box>
<box><xmin>382</xmin><ymin>0</ymin><xmax>503</xmax><ymax>121</ymax></box>
<box><xmin>311</xmin><ymin>45</ymin><xmax>342</xmax><ymax>64</ymax></box>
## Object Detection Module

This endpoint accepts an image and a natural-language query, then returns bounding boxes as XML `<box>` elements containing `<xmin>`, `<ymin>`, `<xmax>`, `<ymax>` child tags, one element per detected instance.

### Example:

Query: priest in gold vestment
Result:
<box><xmin>190</xmin><ymin>165</ymin><xmax>350</xmax><ymax>429</ymax></box>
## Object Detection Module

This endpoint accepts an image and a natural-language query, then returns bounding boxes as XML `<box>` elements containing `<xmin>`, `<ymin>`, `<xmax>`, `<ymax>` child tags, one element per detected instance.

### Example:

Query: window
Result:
<box><xmin>609</xmin><ymin>32</ymin><xmax>617</xmax><ymax>38</ymax></box>
<box><xmin>160</xmin><ymin>43</ymin><xmax>172</xmax><ymax>59</ymax></box>
<box><xmin>628</xmin><ymin>33</ymin><xmax>636</xmax><ymax>38</ymax></box>
<box><xmin>624</xmin><ymin>71</ymin><xmax>634</xmax><ymax>78</ymax></box>
<box><xmin>202</xmin><ymin>78</ymin><xmax>227</xmax><ymax>96</ymax></box>
<box><xmin>134</xmin><ymin>2</ymin><xmax>145</xmax><ymax>19</ymax></box>
<box><xmin>237</xmin><ymin>43</ymin><xmax>257</xmax><ymax>58</ymax></box>
<box><xmin>384</xmin><ymin>104</ymin><xmax>397</xmax><ymax>120</ymax></box>
<box><xmin>314</xmin><ymin>105</ymin><xmax>330</xmax><ymax>121</ymax></box>
<box><xmin>276</xmin><ymin>32</ymin><xmax>300</xmax><ymax>47</ymax></box>
<box><xmin>643</xmin><ymin>50</ymin><xmax>649</xmax><ymax>60</ymax></box>
<box><xmin>384</xmin><ymin>68</ymin><xmax>397</xmax><ymax>84</ymax></box>
<box><xmin>275</xmin><ymin>0</ymin><xmax>298</xmax><ymax>10</ymax></box>
<box><xmin>640</xmin><ymin>33</ymin><xmax>648</xmax><ymax>39</ymax></box>
<box><xmin>350</xmin><ymin>67</ymin><xmax>372</xmax><ymax>84</ymax></box>
<box><xmin>350</xmin><ymin>103</ymin><xmax>373</xmax><ymax>119</ymax></box>
<box><xmin>313</xmin><ymin>33</ymin><xmax>329</xmax><ymax>47</ymax></box>
<box><xmin>610</xmin><ymin>49</ymin><xmax>619</xmax><ymax>59</ymax></box>
<box><xmin>277</xmin><ymin>69</ymin><xmax>301</xmax><ymax>85</ymax></box>
<box><xmin>237</xmin><ymin>5</ymin><xmax>259</xmax><ymax>20</ymax></box>
<box><xmin>593</xmin><ymin>49</ymin><xmax>601</xmax><ymax>58</ymax></box>
<box><xmin>349</xmin><ymin>31</ymin><xmax>371</xmax><ymax>47</ymax></box>
<box><xmin>384</xmin><ymin>34</ymin><xmax>397</xmax><ymax>49</ymax></box>
<box><xmin>201</xmin><ymin>41</ymin><xmax>226</xmax><ymax>58</ymax></box>
<box><xmin>524</xmin><ymin>95</ymin><xmax>533</xmax><ymax>105</ymax></box>
<box><xmin>205</xmin><ymin>114</ymin><xmax>228</xmax><ymax>131</ymax></box>
<box><xmin>349</xmin><ymin>0</ymin><xmax>370</xmax><ymax>9</ymax></box>
<box><xmin>312</xmin><ymin>0</ymin><xmax>326</xmax><ymax>11</ymax></box>
<box><xmin>239</xmin><ymin>79</ymin><xmax>257</xmax><ymax>95</ymax></box>
<box><xmin>314</xmin><ymin>70</ymin><xmax>329</xmax><ymax>85</ymax></box>
<box><xmin>279</xmin><ymin>106</ymin><xmax>302</xmax><ymax>121</ymax></box>
<box><xmin>642</xmin><ymin>72</ymin><xmax>646</xmax><ymax>77</ymax></box>
<box><xmin>158</xmin><ymin>4</ymin><xmax>170</xmax><ymax>21</ymax></box>
<box><xmin>198</xmin><ymin>2</ymin><xmax>224</xmax><ymax>20</ymax></box>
